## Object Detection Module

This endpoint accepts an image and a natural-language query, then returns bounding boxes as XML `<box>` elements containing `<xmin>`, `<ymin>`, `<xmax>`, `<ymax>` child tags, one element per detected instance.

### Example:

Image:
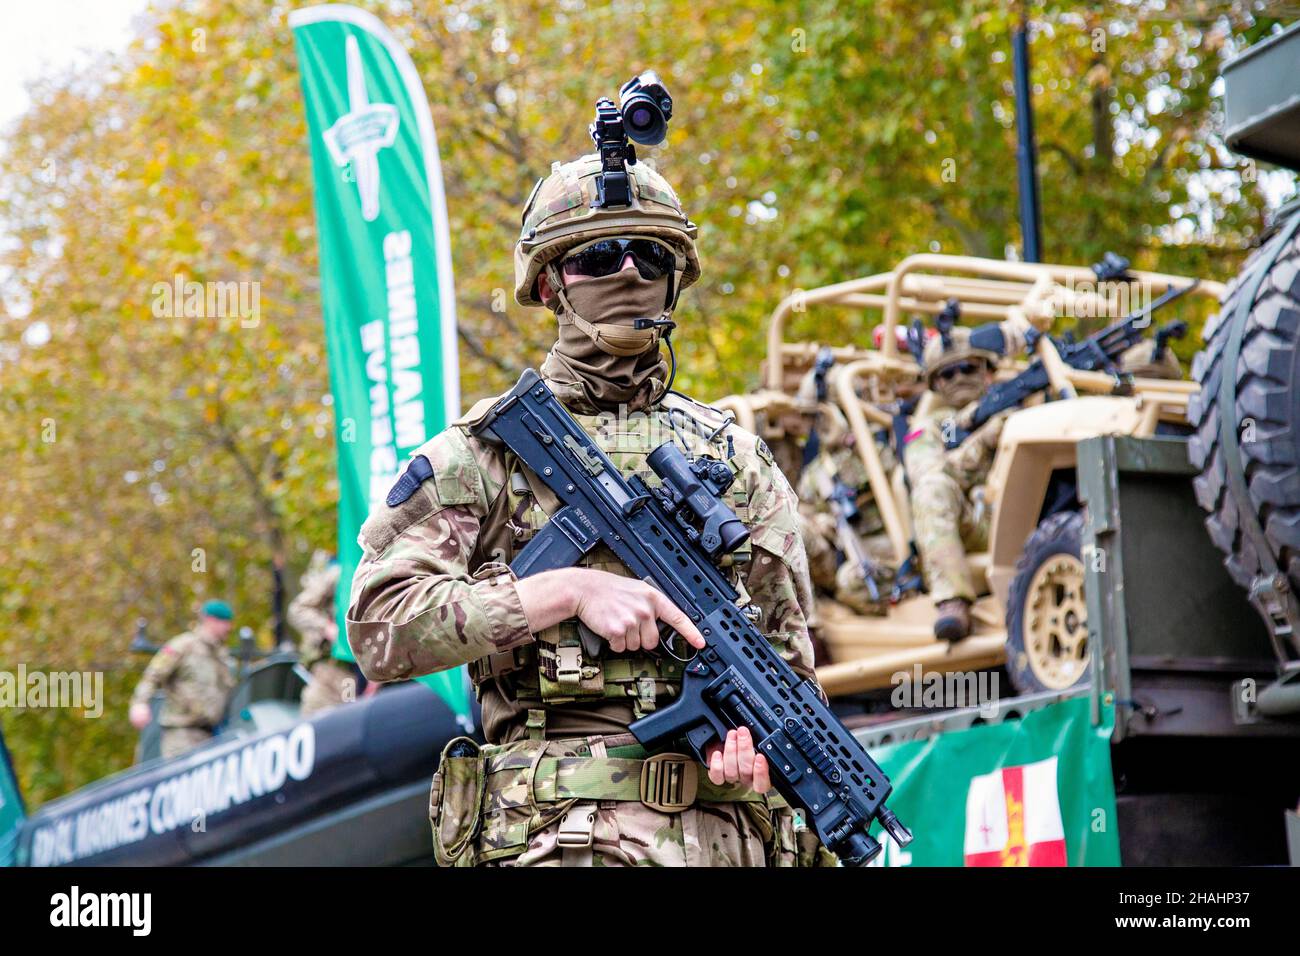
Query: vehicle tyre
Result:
<box><xmin>1005</xmin><ymin>510</ymin><xmax>1090</xmax><ymax>695</ymax></box>
<box><xmin>1188</xmin><ymin>217</ymin><xmax>1300</xmax><ymax>603</ymax></box>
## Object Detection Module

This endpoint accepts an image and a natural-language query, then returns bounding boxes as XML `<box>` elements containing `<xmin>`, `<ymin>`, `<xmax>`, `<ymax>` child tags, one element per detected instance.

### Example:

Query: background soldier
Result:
<box><xmin>795</xmin><ymin>406</ymin><xmax>896</xmax><ymax>618</ymax></box>
<box><xmin>128</xmin><ymin>599</ymin><xmax>237</xmax><ymax>758</ymax></box>
<box><xmin>288</xmin><ymin>549</ymin><xmax>356</xmax><ymax>716</ymax></box>
<box><xmin>905</xmin><ymin>329</ymin><xmax>1006</xmax><ymax>642</ymax></box>
<box><xmin>1119</xmin><ymin>338</ymin><xmax>1182</xmax><ymax>380</ymax></box>
<box><xmin>347</xmin><ymin>151</ymin><xmax>832</xmax><ymax>867</ymax></box>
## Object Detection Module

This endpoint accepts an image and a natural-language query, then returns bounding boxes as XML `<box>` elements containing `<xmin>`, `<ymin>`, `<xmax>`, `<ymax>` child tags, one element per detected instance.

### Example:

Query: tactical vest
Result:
<box><xmin>465</xmin><ymin>396</ymin><xmax>757</xmax><ymax>734</ymax></box>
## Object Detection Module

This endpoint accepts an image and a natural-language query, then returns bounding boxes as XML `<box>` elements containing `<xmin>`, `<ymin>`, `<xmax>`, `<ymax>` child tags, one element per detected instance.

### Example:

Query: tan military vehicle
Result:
<box><xmin>715</xmin><ymin>254</ymin><xmax>1225</xmax><ymax>697</ymax></box>
<box><xmin>709</xmin><ymin>22</ymin><xmax>1300</xmax><ymax>733</ymax></box>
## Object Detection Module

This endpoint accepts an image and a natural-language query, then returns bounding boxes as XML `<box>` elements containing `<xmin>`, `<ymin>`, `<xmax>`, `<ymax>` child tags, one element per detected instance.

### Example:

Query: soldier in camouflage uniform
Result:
<box><xmin>795</xmin><ymin>399</ymin><xmax>896</xmax><ymax>617</ymax></box>
<box><xmin>288</xmin><ymin>550</ymin><xmax>357</xmax><ymax>716</ymax></box>
<box><xmin>1119</xmin><ymin>338</ymin><xmax>1182</xmax><ymax>380</ymax></box>
<box><xmin>347</xmin><ymin>153</ymin><xmax>833</xmax><ymax>867</ymax></box>
<box><xmin>129</xmin><ymin>599</ymin><xmax>237</xmax><ymax>758</ymax></box>
<box><xmin>904</xmin><ymin>329</ymin><xmax>1007</xmax><ymax>642</ymax></box>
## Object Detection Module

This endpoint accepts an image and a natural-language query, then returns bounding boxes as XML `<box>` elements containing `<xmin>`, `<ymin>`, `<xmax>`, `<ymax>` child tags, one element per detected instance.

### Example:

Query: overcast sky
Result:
<box><xmin>0</xmin><ymin>0</ymin><xmax>149</xmax><ymax>130</ymax></box>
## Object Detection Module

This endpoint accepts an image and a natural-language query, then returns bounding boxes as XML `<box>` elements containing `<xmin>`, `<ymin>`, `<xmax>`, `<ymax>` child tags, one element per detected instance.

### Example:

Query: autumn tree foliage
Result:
<box><xmin>0</xmin><ymin>0</ymin><xmax>1290</xmax><ymax>804</ymax></box>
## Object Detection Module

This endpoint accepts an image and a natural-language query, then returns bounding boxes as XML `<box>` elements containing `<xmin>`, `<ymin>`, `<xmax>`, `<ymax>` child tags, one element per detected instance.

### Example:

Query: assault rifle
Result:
<box><xmin>473</xmin><ymin>370</ymin><xmax>912</xmax><ymax>865</ymax></box>
<box><xmin>944</xmin><ymin>280</ymin><xmax>1198</xmax><ymax>449</ymax></box>
<box><xmin>816</xmin><ymin>472</ymin><xmax>882</xmax><ymax>603</ymax></box>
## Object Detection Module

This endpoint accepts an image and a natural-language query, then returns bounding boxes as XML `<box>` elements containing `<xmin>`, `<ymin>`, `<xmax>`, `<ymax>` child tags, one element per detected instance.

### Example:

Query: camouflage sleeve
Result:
<box><xmin>345</xmin><ymin>429</ymin><xmax>534</xmax><ymax>682</ymax></box>
<box><xmin>130</xmin><ymin>638</ymin><xmax>185</xmax><ymax>706</ymax></box>
<box><xmin>288</xmin><ymin>565</ymin><xmax>339</xmax><ymax>651</ymax></box>
<box><xmin>740</xmin><ymin>439</ymin><xmax>820</xmax><ymax>688</ymax></box>
<box><xmin>945</xmin><ymin>410</ymin><xmax>1008</xmax><ymax>488</ymax></box>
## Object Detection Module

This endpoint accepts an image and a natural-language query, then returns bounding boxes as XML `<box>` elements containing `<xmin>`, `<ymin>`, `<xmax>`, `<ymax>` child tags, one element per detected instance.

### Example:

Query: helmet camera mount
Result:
<box><xmin>589</xmin><ymin>71</ymin><xmax>673</xmax><ymax>209</ymax></box>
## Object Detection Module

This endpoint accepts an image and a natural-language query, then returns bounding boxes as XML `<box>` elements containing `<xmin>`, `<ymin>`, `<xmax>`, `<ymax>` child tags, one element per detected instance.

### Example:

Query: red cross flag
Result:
<box><xmin>963</xmin><ymin>757</ymin><xmax>1067</xmax><ymax>866</ymax></box>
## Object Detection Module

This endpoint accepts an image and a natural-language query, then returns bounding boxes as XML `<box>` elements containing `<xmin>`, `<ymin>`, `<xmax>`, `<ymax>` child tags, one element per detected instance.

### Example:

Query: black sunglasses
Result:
<box><xmin>561</xmin><ymin>237</ymin><xmax>677</xmax><ymax>281</ymax></box>
<box><xmin>937</xmin><ymin>361</ymin><xmax>983</xmax><ymax>381</ymax></box>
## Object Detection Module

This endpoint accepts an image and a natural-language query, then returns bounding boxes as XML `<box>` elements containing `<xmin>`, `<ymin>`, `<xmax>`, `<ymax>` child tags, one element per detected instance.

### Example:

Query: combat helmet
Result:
<box><xmin>922</xmin><ymin>326</ymin><xmax>1000</xmax><ymax>387</ymax></box>
<box><xmin>514</xmin><ymin>154</ymin><xmax>700</xmax><ymax>308</ymax></box>
<box><xmin>1119</xmin><ymin>339</ymin><xmax>1182</xmax><ymax>381</ymax></box>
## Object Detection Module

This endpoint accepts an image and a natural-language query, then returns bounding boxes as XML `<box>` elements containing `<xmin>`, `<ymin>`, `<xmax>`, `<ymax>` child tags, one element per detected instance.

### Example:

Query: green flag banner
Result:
<box><xmin>290</xmin><ymin>5</ymin><xmax>471</xmax><ymax>722</ymax></box>
<box><xmin>867</xmin><ymin>696</ymin><xmax>1120</xmax><ymax>867</ymax></box>
<box><xmin>0</xmin><ymin>727</ymin><xmax>24</xmax><ymax>867</ymax></box>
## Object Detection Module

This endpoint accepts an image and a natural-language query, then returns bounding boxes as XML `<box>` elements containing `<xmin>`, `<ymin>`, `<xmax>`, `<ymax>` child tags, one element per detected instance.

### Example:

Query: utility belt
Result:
<box><xmin>428</xmin><ymin>733</ymin><xmax>798</xmax><ymax>867</ymax></box>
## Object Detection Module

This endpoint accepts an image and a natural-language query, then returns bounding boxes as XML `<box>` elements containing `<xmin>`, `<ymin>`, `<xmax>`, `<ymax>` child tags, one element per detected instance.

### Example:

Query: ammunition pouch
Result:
<box><xmin>428</xmin><ymin>736</ymin><xmax>485</xmax><ymax>867</ymax></box>
<box><xmin>469</xmin><ymin>634</ymin><xmax>686</xmax><ymax>718</ymax></box>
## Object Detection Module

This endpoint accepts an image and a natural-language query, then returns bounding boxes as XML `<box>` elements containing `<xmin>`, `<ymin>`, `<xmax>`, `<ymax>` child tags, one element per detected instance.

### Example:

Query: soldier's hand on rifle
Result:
<box><xmin>517</xmin><ymin>567</ymin><xmax>707</xmax><ymax>653</ymax></box>
<box><xmin>971</xmin><ymin>411</ymin><xmax>1009</xmax><ymax>451</ymax></box>
<box><xmin>704</xmin><ymin>727</ymin><xmax>771</xmax><ymax>794</ymax></box>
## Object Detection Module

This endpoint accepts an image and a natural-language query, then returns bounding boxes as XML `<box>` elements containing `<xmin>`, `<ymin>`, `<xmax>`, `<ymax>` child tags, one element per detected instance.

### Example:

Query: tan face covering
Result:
<box><xmin>540</xmin><ymin>267</ymin><xmax>672</xmax><ymax>412</ymax></box>
<box><xmin>933</xmin><ymin>363</ymin><xmax>989</xmax><ymax>409</ymax></box>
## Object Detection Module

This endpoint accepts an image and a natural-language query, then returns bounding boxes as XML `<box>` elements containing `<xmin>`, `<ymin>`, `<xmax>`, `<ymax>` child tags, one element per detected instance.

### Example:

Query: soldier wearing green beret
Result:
<box><xmin>129</xmin><ymin>600</ymin><xmax>237</xmax><ymax>759</ymax></box>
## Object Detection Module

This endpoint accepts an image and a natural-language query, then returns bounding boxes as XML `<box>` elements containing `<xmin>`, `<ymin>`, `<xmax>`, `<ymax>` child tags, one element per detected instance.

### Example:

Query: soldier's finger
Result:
<box><xmin>708</xmin><ymin>746</ymin><xmax>726</xmax><ymax>786</ymax></box>
<box><xmin>638</xmin><ymin>615</ymin><xmax>660</xmax><ymax>651</ymax></box>
<box><xmin>736</xmin><ymin>726</ymin><xmax>755</xmax><ymax>781</ymax></box>
<box><xmin>722</xmin><ymin>730</ymin><xmax>740</xmax><ymax>783</ymax></box>
<box><xmin>650</xmin><ymin>591</ymin><xmax>706</xmax><ymax>648</ymax></box>
<box><xmin>624</xmin><ymin>623</ymin><xmax>642</xmax><ymax>652</ymax></box>
<box><xmin>752</xmin><ymin>753</ymin><xmax>771</xmax><ymax>794</ymax></box>
<box><xmin>607</xmin><ymin>630</ymin><xmax>626</xmax><ymax>653</ymax></box>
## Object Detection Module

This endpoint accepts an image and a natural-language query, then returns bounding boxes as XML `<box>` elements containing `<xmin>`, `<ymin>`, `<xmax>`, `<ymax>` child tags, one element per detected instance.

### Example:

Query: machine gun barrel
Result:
<box><xmin>947</xmin><ymin>280</ymin><xmax>1199</xmax><ymax>448</ymax></box>
<box><xmin>473</xmin><ymin>369</ymin><xmax>911</xmax><ymax>866</ymax></box>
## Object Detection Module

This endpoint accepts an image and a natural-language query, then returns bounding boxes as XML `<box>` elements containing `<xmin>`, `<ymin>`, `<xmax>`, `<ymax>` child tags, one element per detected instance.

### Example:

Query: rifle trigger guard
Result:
<box><xmin>660</xmin><ymin>626</ymin><xmax>700</xmax><ymax>664</ymax></box>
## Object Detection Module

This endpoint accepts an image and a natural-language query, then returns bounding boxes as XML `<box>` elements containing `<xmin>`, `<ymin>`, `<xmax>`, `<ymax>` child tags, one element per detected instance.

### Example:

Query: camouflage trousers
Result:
<box><xmin>160</xmin><ymin>726</ymin><xmax>213</xmax><ymax>759</ymax></box>
<box><xmin>430</xmin><ymin>735</ymin><xmax>835</xmax><ymax>868</ymax></box>
<box><xmin>910</xmin><ymin>472</ymin><xmax>989</xmax><ymax>604</ymax></box>
<box><xmin>300</xmin><ymin>659</ymin><xmax>357</xmax><ymax>717</ymax></box>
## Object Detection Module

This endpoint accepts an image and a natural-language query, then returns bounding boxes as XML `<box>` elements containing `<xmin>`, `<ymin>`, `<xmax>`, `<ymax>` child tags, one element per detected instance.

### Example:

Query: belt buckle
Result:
<box><xmin>555</xmin><ymin>646</ymin><xmax>582</xmax><ymax>685</ymax></box>
<box><xmin>556</xmin><ymin>803</ymin><xmax>597</xmax><ymax>848</ymax></box>
<box><xmin>640</xmin><ymin>753</ymin><xmax>698</xmax><ymax>813</ymax></box>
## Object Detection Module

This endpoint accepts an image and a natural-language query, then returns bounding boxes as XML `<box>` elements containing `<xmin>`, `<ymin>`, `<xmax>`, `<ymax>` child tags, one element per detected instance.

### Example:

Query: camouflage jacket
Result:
<box><xmin>903</xmin><ymin>402</ymin><xmax>1009</xmax><ymax>494</ymax></box>
<box><xmin>288</xmin><ymin>561</ymin><xmax>340</xmax><ymax>667</ymax></box>
<box><xmin>346</xmin><ymin>381</ymin><xmax>818</xmax><ymax>745</ymax></box>
<box><xmin>130</xmin><ymin>631</ymin><xmax>237</xmax><ymax>729</ymax></box>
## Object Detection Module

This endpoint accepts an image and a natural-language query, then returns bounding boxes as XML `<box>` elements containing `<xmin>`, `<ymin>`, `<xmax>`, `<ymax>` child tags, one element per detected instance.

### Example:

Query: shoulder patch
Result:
<box><xmin>755</xmin><ymin>437</ymin><xmax>775</xmax><ymax>466</ymax></box>
<box><xmin>433</xmin><ymin>431</ymin><xmax>483</xmax><ymax>506</ymax></box>
<box><xmin>386</xmin><ymin>455</ymin><xmax>434</xmax><ymax>506</ymax></box>
<box><xmin>360</xmin><ymin>428</ymin><xmax>495</xmax><ymax>556</ymax></box>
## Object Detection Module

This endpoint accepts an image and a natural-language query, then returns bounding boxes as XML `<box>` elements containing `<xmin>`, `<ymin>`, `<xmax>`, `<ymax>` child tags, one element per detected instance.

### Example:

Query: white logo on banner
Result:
<box><xmin>322</xmin><ymin>35</ymin><xmax>399</xmax><ymax>221</ymax></box>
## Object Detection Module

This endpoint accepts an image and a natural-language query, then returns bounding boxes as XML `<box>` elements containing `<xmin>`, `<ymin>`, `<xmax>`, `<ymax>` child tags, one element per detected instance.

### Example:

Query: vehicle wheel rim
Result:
<box><xmin>1023</xmin><ymin>554</ymin><xmax>1088</xmax><ymax>689</ymax></box>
